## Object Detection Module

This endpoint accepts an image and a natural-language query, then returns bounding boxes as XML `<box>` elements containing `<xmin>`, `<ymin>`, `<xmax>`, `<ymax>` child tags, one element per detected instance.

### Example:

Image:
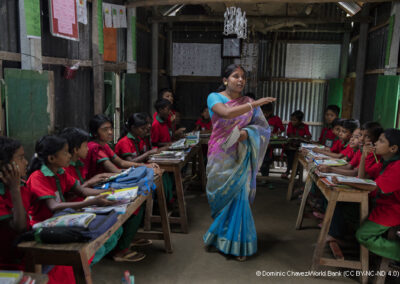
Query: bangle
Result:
<box><xmin>247</xmin><ymin>102</ymin><xmax>253</xmax><ymax>111</ymax></box>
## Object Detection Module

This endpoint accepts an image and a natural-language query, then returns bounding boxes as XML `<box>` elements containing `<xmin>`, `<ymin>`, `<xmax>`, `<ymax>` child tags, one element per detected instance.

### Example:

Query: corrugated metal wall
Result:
<box><xmin>259</xmin><ymin>80</ymin><xmax>327</xmax><ymax>139</ymax></box>
<box><xmin>0</xmin><ymin>0</ymin><xmax>19</xmax><ymax>53</ymax></box>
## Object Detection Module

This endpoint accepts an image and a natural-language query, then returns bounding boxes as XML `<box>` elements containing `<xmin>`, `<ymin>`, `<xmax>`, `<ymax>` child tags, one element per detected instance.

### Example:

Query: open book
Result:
<box><xmin>301</xmin><ymin>143</ymin><xmax>324</xmax><ymax>150</ymax></box>
<box><xmin>221</xmin><ymin>126</ymin><xmax>241</xmax><ymax>151</ymax></box>
<box><xmin>325</xmin><ymin>176</ymin><xmax>377</xmax><ymax>191</ymax></box>
<box><xmin>33</xmin><ymin>213</ymin><xmax>96</xmax><ymax>230</ymax></box>
<box><xmin>313</xmin><ymin>159</ymin><xmax>348</xmax><ymax>166</ymax></box>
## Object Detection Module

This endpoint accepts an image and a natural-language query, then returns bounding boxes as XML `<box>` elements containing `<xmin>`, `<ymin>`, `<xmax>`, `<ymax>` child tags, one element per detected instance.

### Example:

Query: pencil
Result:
<box><xmin>373</xmin><ymin>151</ymin><xmax>379</xmax><ymax>163</ymax></box>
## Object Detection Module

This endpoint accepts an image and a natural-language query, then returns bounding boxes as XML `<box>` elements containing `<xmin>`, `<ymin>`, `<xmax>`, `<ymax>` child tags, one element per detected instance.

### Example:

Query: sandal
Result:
<box><xmin>312</xmin><ymin>211</ymin><xmax>325</xmax><ymax>220</ymax></box>
<box><xmin>236</xmin><ymin>256</ymin><xmax>247</xmax><ymax>262</ymax></box>
<box><xmin>113</xmin><ymin>250</ymin><xmax>146</xmax><ymax>262</ymax></box>
<box><xmin>130</xmin><ymin>239</ymin><xmax>152</xmax><ymax>248</ymax></box>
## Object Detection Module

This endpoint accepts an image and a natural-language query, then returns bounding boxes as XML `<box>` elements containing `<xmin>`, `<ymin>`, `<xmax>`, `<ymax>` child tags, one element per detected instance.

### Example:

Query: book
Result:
<box><xmin>0</xmin><ymin>271</ymin><xmax>23</xmax><ymax>284</ymax></box>
<box><xmin>327</xmin><ymin>176</ymin><xmax>376</xmax><ymax>186</ymax></box>
<box><xmin>98</xmin><ymin>187</ymin><xmax>138</xmax><ymax>202</ymax></box>
<box><xmin>83</xmin><ymin>204</ymin><xmax>128</xmax><ymax>214</ymax></box>
<box><xmin>313</xmin><ymin>159</ymin><xmax>348</xmax><ymax>167</ymax></box>
<box><xmin>149</xmin><ymin>151</ymin><xmax>185</xmax><ymax>161</ymax></box>
<box><xmin>221</xmin><ymin>126</ymin><xmax>240</xmax><ymax>151</ymax></box>
<box><xmin>32</xmin><ymin>213</ymin><xmax>96</xmax><ymax>230</ymax></box>
<box><xmin>301</xmin><ymin>143</ymin><xmax>324</xmax><ymax>150</ymax></box>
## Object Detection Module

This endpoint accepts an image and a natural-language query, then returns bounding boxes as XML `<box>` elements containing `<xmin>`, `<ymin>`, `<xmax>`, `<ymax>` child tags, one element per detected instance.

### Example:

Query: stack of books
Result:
<box><xmin>149</xmin><ymin>151</ymin><xmax>185</xmax><ymax>161</ymax></box>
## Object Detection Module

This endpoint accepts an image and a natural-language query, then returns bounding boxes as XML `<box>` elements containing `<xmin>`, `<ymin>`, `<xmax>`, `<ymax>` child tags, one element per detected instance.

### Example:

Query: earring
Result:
<box><xmin>224</xmin><ymin>82</ymin><xmax>228</xmax><ymax>86</ymax></box>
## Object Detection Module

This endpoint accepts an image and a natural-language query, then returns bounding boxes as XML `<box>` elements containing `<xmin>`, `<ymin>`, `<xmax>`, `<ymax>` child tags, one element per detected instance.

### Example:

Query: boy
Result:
<box><xmin>356</xmin><ymin>129</ymin><xmax>400</xmax><ymax>262</ymax></box>
<box><xmin>261</xmin><ymin>103</ymin><xmax>284</xmax><ymax>135</ymax></box>
<box><xmin>151</xmin><ymin>98</ymin><xmax>173</xmax><ymax>147</ymax></box>
<box><xmin>319</xmin><ymin>105</ymin><xmax>340</xmax><ymax>147</ymax></box>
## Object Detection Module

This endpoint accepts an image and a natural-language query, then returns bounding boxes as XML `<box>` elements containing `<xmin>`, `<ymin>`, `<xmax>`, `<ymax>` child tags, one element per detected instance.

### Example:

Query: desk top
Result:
<box><xmin>150</xmin><ymin>145</ymin><xmax>200</xmax><ymax>166</ymax></box>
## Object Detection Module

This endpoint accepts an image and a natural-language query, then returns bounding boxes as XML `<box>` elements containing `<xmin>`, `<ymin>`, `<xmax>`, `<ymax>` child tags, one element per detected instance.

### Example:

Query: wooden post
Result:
<box><xmin>127</xmin><ymin>8</ymin><xmax>137</xmax><ymax>74</ymax></box>
<box><xmin>150</xmin><ymin>12</ymin><xmax>159</xmax><ymax>115</ymax></box>
<box><xmin>0</xmin><ymin>59</ymin><xmax>4</xmax><ymax>136</ymax></box>
<box><xmin>167</xmin><ymin>22</ymin><xmax>173</xmax><ymax>76</ymax></box>
<box><xmin>92</xmin><ymin>0</ymin><xmax>105</xmax><ymax>114</ymax></box>
<box><xmin>384</xmin><ymin>2</ymin><xmax>400</xmax><ymax>75</ymax></box>
<box><xmin>18</xmin><ymin>0</ymin><xmax>42</xmax><ymax>70</ymax></box>
<box><xmin>352</xmin><ymin>6</ymin><xmax>370</xmax><ymax>120</ymax></box>
<box><xmin>339</xmin><ymin>29</ymin><xmax>350</xmax><ymax>78</ymax></box>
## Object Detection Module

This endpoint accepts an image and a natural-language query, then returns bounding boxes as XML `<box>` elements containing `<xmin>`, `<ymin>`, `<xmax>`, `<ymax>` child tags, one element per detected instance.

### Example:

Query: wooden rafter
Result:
<box><xmin>126</xmin><ymin>0</ymin><xmax>391</xmax><ymax>8</ymax></box>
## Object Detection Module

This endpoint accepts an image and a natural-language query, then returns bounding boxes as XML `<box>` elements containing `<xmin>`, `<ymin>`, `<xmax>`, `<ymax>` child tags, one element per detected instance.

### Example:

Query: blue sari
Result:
<box><xmin>204</xmin><ymin>94</ymin><xmax>270</xmax><ymax>256</ymax></box>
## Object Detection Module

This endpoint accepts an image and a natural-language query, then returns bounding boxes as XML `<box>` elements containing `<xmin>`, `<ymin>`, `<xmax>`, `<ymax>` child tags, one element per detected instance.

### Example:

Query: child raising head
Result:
<box><xmin>195</xmin><ymin>106</ymin><xmax>212</xmax><ymax>132</ymax></box>
<box><xmin>151</xmin><ymin>98</ymin><xmax>174</xmax><ymax>147</ymax></box>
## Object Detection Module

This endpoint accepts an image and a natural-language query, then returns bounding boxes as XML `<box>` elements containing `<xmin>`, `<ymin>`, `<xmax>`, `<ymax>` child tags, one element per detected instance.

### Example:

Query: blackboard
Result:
<box><xmin>172</xmin><ymin>43</ymin><xmax>222</xmax><ymax>76</ymax></box>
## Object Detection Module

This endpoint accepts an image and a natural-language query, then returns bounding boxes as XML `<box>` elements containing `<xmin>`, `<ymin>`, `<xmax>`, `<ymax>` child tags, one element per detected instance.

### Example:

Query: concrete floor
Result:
<box><xmin>92</xmin><ymin>177</ymin><xmax>363</xmax><ymax>284</ymax></box>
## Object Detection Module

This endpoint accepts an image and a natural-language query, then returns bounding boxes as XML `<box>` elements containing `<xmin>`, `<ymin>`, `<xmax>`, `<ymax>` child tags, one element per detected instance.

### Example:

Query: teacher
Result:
<box><xmin>203</xmin><ymin>64</ymin><xmax>276</xmax><ymax>261</ymax></box>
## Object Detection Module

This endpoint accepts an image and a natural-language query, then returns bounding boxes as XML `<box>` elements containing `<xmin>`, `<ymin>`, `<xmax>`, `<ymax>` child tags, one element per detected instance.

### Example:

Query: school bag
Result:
<box><xmin>96</xmin><ymin>166</ymin><xmax>156</xmax><ymax>196</ymax></box>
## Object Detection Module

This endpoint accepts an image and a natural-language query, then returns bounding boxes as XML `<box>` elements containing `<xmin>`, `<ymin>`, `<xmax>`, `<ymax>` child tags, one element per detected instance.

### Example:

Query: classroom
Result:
<box><xmin>0</xmin><ymin>0</ymin><xmax>399</xmax><ymax>284</ymax></box>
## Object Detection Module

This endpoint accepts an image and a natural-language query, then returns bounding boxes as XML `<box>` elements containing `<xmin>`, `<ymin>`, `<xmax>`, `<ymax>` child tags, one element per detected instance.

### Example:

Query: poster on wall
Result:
<box><xmin>77</xmin><ymin>0</ymin><xmax>87</xmax><ymax>25</ymax></box>
<box><xmin>24</xmin><ymin>0</ymin><xmax>41</xmax><ymax>38</ymax></box>
<box><xmin>49</xmin><ymin>0</ymin><xmax>79</xmax><ymax>41</ymax></box>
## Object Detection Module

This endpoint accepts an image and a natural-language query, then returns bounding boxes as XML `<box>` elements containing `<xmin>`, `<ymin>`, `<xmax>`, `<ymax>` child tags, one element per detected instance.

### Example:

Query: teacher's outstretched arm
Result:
<box><xmin>212</xmin><ymin>97</ymin><xmax>276</xmax><ymax>120</ymax></box>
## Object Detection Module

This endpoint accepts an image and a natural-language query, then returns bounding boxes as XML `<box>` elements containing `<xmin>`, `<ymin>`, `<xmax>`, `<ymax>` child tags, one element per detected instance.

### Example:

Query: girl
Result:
<box><xmin>27</xmin><ymin>135</ymin><xmax>115</xmax><ymax>284</ymax></box>
<box><xmin>115</xmin><ymin>113</ymin><xmax>159</xmax><ymax>163</ymax></box>
<box><xmin>204</xmin><ymin>64</ymin><xmax>275</xmax><ymax>261</ymax></box>
<box><xmin>84</xmin><ymin>114</ymin><xmax>160</xmax><ymax>179</ymax></box>
<box><xmin>318</xmin><ymin>105</ymin><xmax>340</xmax><ymax>147</ymax></box>
<box><xmin>195</xmin><ymin>106</ymin><xmax>212</xmax><ymax>132</ymax></box>
<box><xmin>0</xmin><ymin>137</ymin><xmax>30</xmax><ymax>270</ymax></box>
<box><xmin>282</xmin><ymin>110</ymin><xmax>311</xmax><ymax>179</ymax></box>
<box><xmin>356</xmin><ymin>129</ymin><xmax>400</xmax><ymax>262</ymax></box>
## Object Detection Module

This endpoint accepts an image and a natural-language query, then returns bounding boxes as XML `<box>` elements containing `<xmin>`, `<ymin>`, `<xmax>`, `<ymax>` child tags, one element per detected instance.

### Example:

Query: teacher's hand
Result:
<box><xmin>238</xmin><ymin>130</ymin><xmax>248</xmax><ymax>142</ymax></box>
<box><xmin>253</xmin><ymin>97</ymin><xmax>276</xmax><ymax>108</ymax></box>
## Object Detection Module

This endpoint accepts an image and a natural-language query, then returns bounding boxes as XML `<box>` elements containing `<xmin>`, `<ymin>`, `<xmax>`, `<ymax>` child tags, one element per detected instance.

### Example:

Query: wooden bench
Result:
<box><xmin>19</xmin><ymin>175</ymin><xmax>172</xmax><ymax>284</ymax></box>
<box><xmin>294</xmin><ymin>154</ymin><xmax>372</xmax><ymax>284</ymax></box>
<box><xmin>145</xmin><ymin>145</ymin><xmax>206</xmax><ymax>234</ymax></box>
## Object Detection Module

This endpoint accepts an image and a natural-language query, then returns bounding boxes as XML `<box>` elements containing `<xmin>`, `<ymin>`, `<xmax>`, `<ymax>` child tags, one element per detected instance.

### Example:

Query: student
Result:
<box><xmin>195</xmin><ymin>106</ymin><xmax>212</xmax><ymax>132</ymax></box>
<box><xmin>115</xmin><ymin>113</ymin><xmax>159</xmax><ymax>163</ymax></box>
<box><xmin>314</xmin><ymin>119</ymin><xmax>359</xmax><ymax>160</ymax></box>
<box><xmin>282</xmin><ymin>110</ymin><xmax>311</xmax><ymax>179</ymax></box>
<box><xmin>59</xmin><ymin>128</ymin><xmax>114</xmax><ymax>201</ymax></box>
<box><xmin>261</xmin><ymin>103</ymin><xmax>284</xmax><ymax>135</ymax></box>
<box><xmin>319</xmin><ymin>105</ymin><xmax>340</xmax><ymax>147</ymax></box>
<box><xmin>151</xmin><ymin>98</ymin><xmax>174</xmax><ymax>147</ymax></box>
<box><xmin>84</xmin><ymin>114</ymin><xmax>160</xmax><ymax>179</ymax></box>
<box><xmin>0</xmin><ymin>137</ymin><xmax>30</xmax><ymax>270</ymax></box>
<box><xmin>356</xmin><ymin>129</ymin><xmax>400</xmax><ymax>262</ymax></box>
<box><xmin>27</xmin><ymin>135</ymin><xmax>115</xmax><ymax>284</ymax></box>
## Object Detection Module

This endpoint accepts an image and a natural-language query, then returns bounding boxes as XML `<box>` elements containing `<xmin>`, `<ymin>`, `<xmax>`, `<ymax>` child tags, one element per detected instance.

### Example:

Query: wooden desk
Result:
<box><xmin>19</xmin><ymin>176</ymin><xmax>172</xmax><ymax>284</ymax></box>
<box><xmin>146</xmin><ymin>145</ymin><xmax>206</xmax><ymax>233</ymax></box>
<box><xmin>294</xmin><ymin>155</ymin><xmax>371</xmax><ymax>284</ymax></box>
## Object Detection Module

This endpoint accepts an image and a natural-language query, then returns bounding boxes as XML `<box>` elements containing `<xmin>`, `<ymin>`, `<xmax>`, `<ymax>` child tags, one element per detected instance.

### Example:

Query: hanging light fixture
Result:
<box><xmin>337</xmin><ymin>2</ymin><xmax>362</xmax><ymax>16</ymax></box>
<box><xmin>223</xmin><ymin>7</ymin><xmax>248</xmax><ymax>39</ymax></box>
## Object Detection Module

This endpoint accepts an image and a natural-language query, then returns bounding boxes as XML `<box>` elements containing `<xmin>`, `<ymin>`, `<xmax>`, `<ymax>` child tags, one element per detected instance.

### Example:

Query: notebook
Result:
<box><xmin>221</xmin><ymin>126</ymin><xmax>240</xmax><ymax>151</ymax></box>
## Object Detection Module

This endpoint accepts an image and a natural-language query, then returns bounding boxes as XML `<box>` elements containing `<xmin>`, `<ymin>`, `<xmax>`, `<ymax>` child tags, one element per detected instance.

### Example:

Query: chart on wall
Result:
<box><xmin>172</xmin><ymin>43</ymin><xmax>222</xmax><ymax>76</ymax></box>
<box><xmin>49</xmin><ymin>0</ymin><xmax>79</xmax><ymax>41</ymax></box>
<box><xmin>285</xmin><ymin>44</ymin><xmax>341</xmax><ymax>79</ymax></box>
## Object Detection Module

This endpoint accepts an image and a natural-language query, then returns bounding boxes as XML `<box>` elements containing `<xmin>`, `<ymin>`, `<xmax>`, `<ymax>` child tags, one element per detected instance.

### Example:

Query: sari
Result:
<box><xmin>203</xmin><ymin>94</ymin><xmax>270</xmax><ymax>257</ymax></box>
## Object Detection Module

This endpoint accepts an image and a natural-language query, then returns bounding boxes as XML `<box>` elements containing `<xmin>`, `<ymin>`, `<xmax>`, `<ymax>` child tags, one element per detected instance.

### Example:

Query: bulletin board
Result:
<box><xmin>285</xmin><ymin>44</ymin><xmax>341</xmax><ymax>79</ymax></box>
<box><xmin>172</xmin><ymin>43</ymin><xmax>222</xmax><ymax>76</ymax></box>
<box><xmin>49</xmin><ymin>0</ymin><xmax>79</xmax><ymax>41</ymax></box>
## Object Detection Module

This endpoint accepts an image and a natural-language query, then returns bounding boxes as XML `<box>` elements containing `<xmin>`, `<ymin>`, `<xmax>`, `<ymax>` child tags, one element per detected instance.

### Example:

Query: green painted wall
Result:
<box><xmin>373</xmin><ymin>75</ymin><xmax>400</xmax><ymax>129</ymax></box>
<box><xmin>327</xmin><ymin>79</ymin><xmax>344</xmax><ymax>117</ymax></box>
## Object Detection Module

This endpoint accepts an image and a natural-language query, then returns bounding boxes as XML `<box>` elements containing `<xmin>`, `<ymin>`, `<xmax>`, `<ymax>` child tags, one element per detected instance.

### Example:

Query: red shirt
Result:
<box><xmin>153</xmin><ymin>110</ymin><xmax>175</xmax><ymax>129</ymax></box>
<box><xmin>0</xmin><ymin>181</ymin><xmax>31</xmax><ymax>270</ymax></box>
<box><xmin>151</xmin><ymin>115</ymin><xmax>172</xmax><ymax>145</ymax></box>
<box><xmin>286</xmin><ymin>122</ymin><xmax>311</xmax><ymax>137</ymax></box>
<box><xmin>64</xmin><ymin>159</ymin><xmax>87</xmax><ymax>202</ymax></box>
<box><xmin>115</xmin><ymin>133</ymin><xmax>150</xmax><ymax>158</ymax></box>
<box><xmin>195</xmin><ymin>118</ymin><xmax>212</xmax><ymax>131</ymax></box>
<box><xmin>364</xmin><ymin>152</ymin><xmax>383</xmax><ymax>180</ymax></box>
<box><xmin>28</xmin><ymin>165</ymin><xmax>78</xmax><ymax>226</ymax></box>
<box><xmin>84</xmin><ymin>141</ymin><xmax>117</xmax><ymax>179</ymax></box>
<box><xmin>340</xmin><ymin>145</ymin><xmax>356</xmax><ymax>161</ymax></box>
<box><xmin>330</xmin><ymin>140</ymin><xmax>346</xmax><ymax>153</ymax></box>
<box><xmin>368</xmin><ymin>158</ymin><xmax>400</xmax><ymax>227</ymax></box>
<box><xmin>319</xmin><ymin>127</ymin><xmax>337</xmax><ymax>148</ymax></box>
<box><xmin>350</xmin><ymin>149</ymin><xmax>362</xmax><ymax>168</ymax></box>
<box><xmin>267</xmin><ymin>115</ymin><xmax>285</xmax><ymax>134</ymax></box>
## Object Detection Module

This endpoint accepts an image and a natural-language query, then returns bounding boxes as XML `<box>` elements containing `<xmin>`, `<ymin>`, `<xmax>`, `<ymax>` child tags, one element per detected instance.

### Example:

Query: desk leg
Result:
<box><xmin>286</xmin><ymin>151</ymin><xmax>299</xmax><ymax>201</ymax></box>
<box><xmin>155</xmin><ymin>177</ymin><xmax>173</xmax><ymax>253</ymax></box>
<box><xmin>73</xmin><ymin>252</ymin><xmax>92</xmax><ymax>284</ymax></box>
<box><xmin>360</xmin><ymin>194</ymin><xmax>369</xmax><ymax>284</ymax></box>
<box><xmin>198</xmin><ymin>146</ymin><xmax>206</xmax><ymax>191</ymax></box>
<box><xmin>144</xmin><ymin>193</ymin><xmax>153</xmax><ymax>231</ymax></box>
<box><xmin>295</xmin><ymin>174</ymin><xmax>312</xmax><ymax>230</ymax></box>
<box><xmin>173</xmin><ymin>167</ymin><xmax>188</xmax><ymax>233</ymax></box>
<box><xmin>311</xmin><ymin>190</ymin><xmax>339</xmax><ymax>271</ymax></box>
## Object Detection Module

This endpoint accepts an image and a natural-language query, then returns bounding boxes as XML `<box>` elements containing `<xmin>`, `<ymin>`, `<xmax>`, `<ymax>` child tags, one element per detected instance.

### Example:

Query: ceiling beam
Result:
<box><xmin>126</xmin><ymin>0</ymin><xmax>391</xmax><ymax>8</ymax></box>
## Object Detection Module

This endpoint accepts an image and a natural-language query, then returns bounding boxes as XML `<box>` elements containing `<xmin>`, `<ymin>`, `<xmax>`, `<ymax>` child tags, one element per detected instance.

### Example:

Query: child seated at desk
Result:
<box><xmin>151</xmin><ymin>98</ymin><xmax>175</xmax><ymax>147</ymax></box>
<box><xmin>318</xmin><ymin>105</ymin><xmax>340</xmax><ymax>148</ymax></box>
<box><xmin>282</xmin><ymin>110</ymin><xmax>311</xmax><ymax>179</ymax></box>
<box><xmin>85</xmin><ymin>114</ymin><xmax>160</xmax><ymax>179</ymax></box>
<box><xmin>195</xmin><ymin>106</ymin><xmax>212</xmax><ymax>132</ymax></box>
<box><xmin>27</xmin><ymin>135</ymin><xmax>115</xmax><ymax>284</ymax></box>
<box><xmin>356</xmin><ymin>129</ymin><xmax>400</xmax><ymax>262</ymax></box>
<box><xmin>0</xmin><ymin>137</ymin><xmax>31</xmax><ymax>270</ymax></box>
<box><xmin>314</xmin><ymin>119</ymin><xmax>359</xmax><ymax>160</ymax></box>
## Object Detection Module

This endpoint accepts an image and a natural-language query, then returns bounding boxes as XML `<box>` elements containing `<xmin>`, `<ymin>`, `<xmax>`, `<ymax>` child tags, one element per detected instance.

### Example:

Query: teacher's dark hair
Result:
<box><xmin>217</xmin><ymin>64</ymin><xmax>246</xmax><ymax>92</ymax></box>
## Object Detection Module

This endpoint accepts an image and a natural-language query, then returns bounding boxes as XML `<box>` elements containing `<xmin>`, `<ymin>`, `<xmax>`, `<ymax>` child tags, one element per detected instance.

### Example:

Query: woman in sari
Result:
<box><xmin>204</xmin><ymin>64</ymin><xmax>276</xmax><ymax>261</ymax></box>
